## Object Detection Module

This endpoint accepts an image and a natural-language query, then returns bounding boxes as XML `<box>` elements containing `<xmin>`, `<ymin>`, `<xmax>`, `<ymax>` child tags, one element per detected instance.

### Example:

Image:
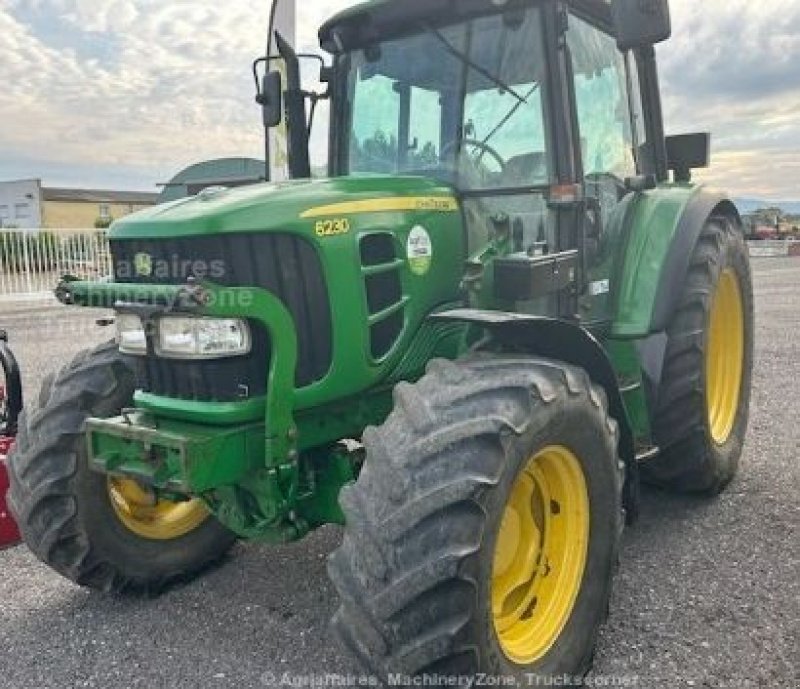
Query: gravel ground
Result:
<box><xmin>0</xmin><ymin>258</ymin><xmax>797</xmax><ymax>689</ymax></box>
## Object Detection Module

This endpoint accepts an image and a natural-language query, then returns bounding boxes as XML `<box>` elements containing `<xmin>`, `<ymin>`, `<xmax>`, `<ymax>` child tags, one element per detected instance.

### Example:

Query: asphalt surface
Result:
<box><xmin>0</xmin><ymin>258</ymin><xmax>798</xmax><ymax>689</ymax></box>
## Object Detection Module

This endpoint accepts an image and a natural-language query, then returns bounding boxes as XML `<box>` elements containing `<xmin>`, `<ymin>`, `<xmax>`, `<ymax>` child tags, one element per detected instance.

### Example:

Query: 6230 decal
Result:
<box><xmin>315</xmin><ymin>218</ymin><xmax>351</xmax><ymax>238</ymax></box>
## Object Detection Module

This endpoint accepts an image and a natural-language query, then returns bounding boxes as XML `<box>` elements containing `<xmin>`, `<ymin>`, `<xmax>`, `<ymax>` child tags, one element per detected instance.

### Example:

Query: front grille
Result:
<box><xmin>111</xmin><ymin>233</ymin><xmax>333</xmax><ymax>401</ymax></box>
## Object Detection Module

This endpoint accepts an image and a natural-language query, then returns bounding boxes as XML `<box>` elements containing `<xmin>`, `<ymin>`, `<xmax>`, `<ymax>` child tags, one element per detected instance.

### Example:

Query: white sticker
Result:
<box><xmin>590</xmin><ymin>279</ymin><xmax>610</xmax><ymax>296</ymax></box>
<box><xmin>407</xmin><ymin>226</ymin><xmax>433</xmax><ymax>276</ymax></box>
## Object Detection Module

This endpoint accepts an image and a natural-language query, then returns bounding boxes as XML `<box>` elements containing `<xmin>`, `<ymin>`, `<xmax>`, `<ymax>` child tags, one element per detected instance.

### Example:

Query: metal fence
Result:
<box><xmin>0</xmin><ymin>229</ymin><xmax>111</xmax><ymax>302</ymax></box>
<box><xmin>0</xmin><ymin>230</ymin><xmax>797</xmax><ymax>304</ymax></box>
<box><xmin>748</xmin><ymin>239</ymin><xmax>800</xmax><ymax>258</ymax></box>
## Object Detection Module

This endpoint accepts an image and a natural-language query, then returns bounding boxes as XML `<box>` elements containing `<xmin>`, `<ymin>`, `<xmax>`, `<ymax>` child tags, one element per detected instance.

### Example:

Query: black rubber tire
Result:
<box><xmin>329</xmin><ymin>355</ymin><xmax>624</xmax><ymax>684</ymax></box>
<box><xmin>645</xmin><ymin>218</ymin><xmax>754</xmax><ymax>494</ymax></box>
<box><xmin>7</xmin><ymin>341</ymin><xmax>236</xmax><ymax>593</ymax></box>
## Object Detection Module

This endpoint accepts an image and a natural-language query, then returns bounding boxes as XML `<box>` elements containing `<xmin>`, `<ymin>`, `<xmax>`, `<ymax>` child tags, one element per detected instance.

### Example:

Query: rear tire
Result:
<box><xmin>329</xmin><ymin>355</ymin><xmax>623</xmax><ymax>683</ymax></box>
<box><xmin>8</xmin><ymin>341</ymin><xmax>236</xmax><ymax>593</ymax></box>
<box><xmin>646</xmin><ymin>218</ymin><xmax>754</xmax><ymax>494</ymax></box>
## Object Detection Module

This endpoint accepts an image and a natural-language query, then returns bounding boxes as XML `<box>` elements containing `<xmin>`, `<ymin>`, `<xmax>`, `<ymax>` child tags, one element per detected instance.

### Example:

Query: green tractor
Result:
<box><xmin>9</xmin><ymin>0</ymin><xmax>753</xmax><ymax>682</ymax></box>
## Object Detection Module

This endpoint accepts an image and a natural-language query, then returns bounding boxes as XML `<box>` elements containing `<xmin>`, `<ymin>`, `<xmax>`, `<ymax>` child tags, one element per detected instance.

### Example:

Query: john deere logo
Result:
<box><xmin>134</xmin><ymin>253</ymin><xmax>153</xmax><ymax>277</ymax></box>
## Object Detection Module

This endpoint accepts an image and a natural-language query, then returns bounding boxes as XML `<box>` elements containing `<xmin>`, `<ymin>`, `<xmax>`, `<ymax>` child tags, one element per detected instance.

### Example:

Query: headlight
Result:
<box><xmin>116</xmin><ymin>313</ymin><xmax>147</xmax><ymax>355</ymax></box>
<box><xmin>156</xmin><ymin>317</ymin><xmax>251</xmax><ymax>359</ymax></box>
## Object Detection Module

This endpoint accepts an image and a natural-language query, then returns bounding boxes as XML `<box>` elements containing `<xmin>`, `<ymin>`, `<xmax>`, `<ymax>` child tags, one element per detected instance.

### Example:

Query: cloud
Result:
<box><xmin>0</xmin><ymin>0</ymin><xmax>351</xmax><ymax>188</ymax></box>
<box><xmin>659</xmin><ymin>0</ymin><xmax>800</xmax><ymax>198</ymax></box>
<box><xmin>0</xmin><ymin>0</ymin><xmax>797</xmax><ymax>201</ymax></box>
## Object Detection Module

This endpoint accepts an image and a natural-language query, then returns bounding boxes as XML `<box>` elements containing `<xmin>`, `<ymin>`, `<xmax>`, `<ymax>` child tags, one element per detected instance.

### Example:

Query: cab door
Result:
<box><xmin>565</xmin><ymin>11</ymin><xmax>649</xmax><ymax>327</ymax></box>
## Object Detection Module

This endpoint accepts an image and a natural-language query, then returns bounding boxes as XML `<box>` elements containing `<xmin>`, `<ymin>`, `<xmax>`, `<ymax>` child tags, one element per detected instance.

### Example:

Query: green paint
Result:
<box><xmin>87</xmin><ymin>412</ymin><xmax>264</xmax><ymax>494</ymax></box>
<box><xmin>612</xmin><ymin>184</ymin><xmax>701</xmax><ymax>337</ymax></box>
<box><xmin>387</xmin><ymin>316</ymin><xmax>467</xmax><ymax>383</ymax></box>
<box><xmin>603</xmin><ymin>339</ymin><xmax>651</xmax><ymax>446</ymax></box>
<box><xmin>66</xmin><ymin>176</ymin><xmax>466</xmax><ymax>539</ymax></box>
<box><xmin>65</xmin><ymin>174</ymin><xmax>707</xmax><ymax>539</ymax></box>
<box><xmin>297</xmin><ymin>449</ymin><xmax>359</xmax><ymax>528</ymax></box>
<box><xmin>134</xmin><ymin>393</ymin><xmax>265</xmax><ymax>426</ymax></box>
<box><xmin>109</xmin><ymin>176</ymin><xmax>457</xmax><ymax>240</ymax></box>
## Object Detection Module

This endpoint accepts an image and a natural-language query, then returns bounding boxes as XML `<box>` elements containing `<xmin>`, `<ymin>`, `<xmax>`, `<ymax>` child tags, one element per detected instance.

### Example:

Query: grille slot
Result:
<box><xmin>359</xmin><ymin>233</ymin><xmax>405</xmax><ymax>360</ymax></box>
<box><xmin>111</xmin><ymin>233</ymin><xmax>332</xmax><ymax>401</ymax></box>
<box><xmin>360</xmin><ymin>233</ymin><xmax>396</xmax><ymax>266</ymax></box>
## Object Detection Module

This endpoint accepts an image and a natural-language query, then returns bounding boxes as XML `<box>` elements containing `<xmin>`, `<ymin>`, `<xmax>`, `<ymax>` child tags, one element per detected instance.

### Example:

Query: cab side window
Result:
<box><xmin>567</xmin><ymin>15</ymin><xmax>638</xmax><ymax>180</ymax></box>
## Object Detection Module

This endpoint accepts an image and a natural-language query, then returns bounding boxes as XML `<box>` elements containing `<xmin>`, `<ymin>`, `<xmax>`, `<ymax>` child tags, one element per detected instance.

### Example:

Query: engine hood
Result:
<box><xmin>109</xmin><ymin>175</ymin><xmax>458</xmax><ymax>240</ymax></box>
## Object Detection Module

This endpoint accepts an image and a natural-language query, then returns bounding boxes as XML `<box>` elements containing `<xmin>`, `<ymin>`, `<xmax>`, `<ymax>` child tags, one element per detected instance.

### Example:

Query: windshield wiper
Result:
<box><xmin>480</xmin><ymin>82</ymin><xmax>540</xmax><ymax>148</ymax></box>
<box><xmin>424</xmin><ymin>24</ymin><xmax>527</xmax><ymax>105</ymax></box>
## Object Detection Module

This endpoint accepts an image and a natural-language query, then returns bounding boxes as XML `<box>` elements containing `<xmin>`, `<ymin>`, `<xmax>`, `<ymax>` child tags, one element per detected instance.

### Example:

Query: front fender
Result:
<box><xmin>430</xmin><ymin>310</ymin><xmax>635</xmax><ymax>462</ymax></box>
<box><xmin>430</xmin><ymin>309</ymin><xmax>640</xmax><ymax>520</ymax></box>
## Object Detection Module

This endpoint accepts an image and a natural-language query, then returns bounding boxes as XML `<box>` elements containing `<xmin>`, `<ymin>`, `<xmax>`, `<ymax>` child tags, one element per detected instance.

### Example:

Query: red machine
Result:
<box><xmin>0</xmin><ymin>331</ymin><xmax>22</xmax><ymax>549</ymax></box>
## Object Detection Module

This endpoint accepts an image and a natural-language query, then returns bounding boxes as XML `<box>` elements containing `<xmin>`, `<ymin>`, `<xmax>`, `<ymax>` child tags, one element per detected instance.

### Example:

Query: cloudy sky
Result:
<box><xmin>0</xmin><ymin>0</ymin><xmax>798</xmax><ymax>200</ymax></box>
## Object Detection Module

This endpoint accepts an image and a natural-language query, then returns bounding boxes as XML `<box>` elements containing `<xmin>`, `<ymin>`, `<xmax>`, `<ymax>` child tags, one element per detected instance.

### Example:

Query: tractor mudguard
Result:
<box><xmin>612</xmin><ymin>186</ymin><xmax>741</xmax><ymax>338</ymax></box>
<box><xmin>430</xmin><ymin>309</ymin><xmax>640</xmax><ymax>518</ymax></box>
<box><xmin>650</xmin><ymin>195</ymin><xmax>741</xmax><ymax>332</ymax></box>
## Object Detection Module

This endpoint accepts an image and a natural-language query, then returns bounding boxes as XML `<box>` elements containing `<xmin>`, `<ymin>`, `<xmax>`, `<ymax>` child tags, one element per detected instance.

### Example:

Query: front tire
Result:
<box><xmin>8</xmin><ymin>341</ymin><xmax>236</xmax><ymax>593</ymax></box>
<box><xmin>329</xmin><ymin>356</ymin><xmax>623</xmax><ymax>683</ymax></box>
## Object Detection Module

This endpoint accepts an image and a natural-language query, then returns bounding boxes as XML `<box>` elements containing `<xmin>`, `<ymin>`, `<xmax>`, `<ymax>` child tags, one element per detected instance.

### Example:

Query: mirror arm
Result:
<box><xmin>252</xmin><ymin>57</ymin><xmax>267</xmax><ymax>99</ymax></box>
<box><xmin>275</xmin><ymin>31</ymin><xmax>312</xmax><ymax>179</ymax></box>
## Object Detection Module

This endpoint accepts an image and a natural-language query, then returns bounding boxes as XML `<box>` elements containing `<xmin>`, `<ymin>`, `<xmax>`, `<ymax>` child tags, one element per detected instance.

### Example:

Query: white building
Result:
<box><xmin>0</xmin><ymin>179</ymin><xmax>43</xmax><ymax>230</ymax></box>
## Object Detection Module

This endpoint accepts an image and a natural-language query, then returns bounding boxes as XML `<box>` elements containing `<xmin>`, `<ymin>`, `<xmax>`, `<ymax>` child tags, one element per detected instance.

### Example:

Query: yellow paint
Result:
<box><xmin>42</xmin><ymin>201</ymin><xmax>152</xmax><ymax>230</ymax></box>
<box><xmin>107</xmin><ymin>477</ymin><xmax>210</xmax><ymax>541</ymax></box>
<box><xmin>706</xmin><ymin>268</ymin><xmax>745</xmax><ymax>445</ymax></box>
<box><xmin>300</xmin><ymin>196</ymin><xmax>459</xmax><ymax>219</ymax></box>
<box><xmin>492</xmin><ymin>445</ymin><xmax>590</xmax><ymax>665</ymax></box>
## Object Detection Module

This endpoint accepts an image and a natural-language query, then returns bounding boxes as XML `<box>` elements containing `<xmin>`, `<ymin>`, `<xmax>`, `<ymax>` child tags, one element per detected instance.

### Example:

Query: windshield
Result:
<box><xmin>338</xmin><ymin>6</ymin><xmax>551</xmax><ymax>191</ymax></box>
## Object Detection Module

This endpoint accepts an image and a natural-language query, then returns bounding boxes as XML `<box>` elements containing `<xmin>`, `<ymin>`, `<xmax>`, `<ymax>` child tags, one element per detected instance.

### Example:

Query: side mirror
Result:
<box><xmin>257</xmin><ymin>70</ymin><xmax>283</xmax><ymax>128</ymax></box>
<box><xmin>666</xmin><ymin>133</ymin><xmax>711</xmax><ymax>183</ymax></box>
<box><xmin>611</xmin><ymin>0</ymin><xmax>672</xmax><ymax>51</ymax></box>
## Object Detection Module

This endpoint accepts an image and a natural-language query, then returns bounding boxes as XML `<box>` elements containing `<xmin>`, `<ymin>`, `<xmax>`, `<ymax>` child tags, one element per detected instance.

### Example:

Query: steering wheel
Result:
<box><xmin>442</xmin><ymin>138</ymin><xmax>507</xmax><ymax>182</ymax></box>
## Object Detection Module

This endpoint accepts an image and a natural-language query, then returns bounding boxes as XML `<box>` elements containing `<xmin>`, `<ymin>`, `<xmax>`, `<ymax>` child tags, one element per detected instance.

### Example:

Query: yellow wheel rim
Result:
<box><xmin>706</xmin><ymin>268</ymin><xmax>745</xmax><ymax>445</ymax></box>
<box><xmin>492</xmin><ymin>445</ymin><xmax>590</xmax><ymax>665</ymax></box>
<box><xmin>107</xmin><ymin>478</ymin><xmax>209</xmax><ymax>541</ymax></box>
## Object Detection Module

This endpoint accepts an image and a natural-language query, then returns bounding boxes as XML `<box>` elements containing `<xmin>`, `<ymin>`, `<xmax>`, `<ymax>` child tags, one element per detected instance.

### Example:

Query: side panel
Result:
<box><xmin>294</xmin><ymin>200</ymin><xmax>466</xmax><ymax>411</ymax></box>
<box><xmin>612</xmin><ymin>184</ymin><xmax>735</xmax><ymax>338</ymax></box>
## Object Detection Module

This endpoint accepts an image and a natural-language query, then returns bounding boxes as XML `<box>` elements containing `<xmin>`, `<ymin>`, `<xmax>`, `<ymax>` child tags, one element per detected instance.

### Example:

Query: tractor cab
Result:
<box><xmin>330</xmin><ymin>3</ymin><xmax>554</xmax><ymax>260</ymax></box>
<box><xmin>263</xmin><ymin>0</ymin><xmax>683</xmax><ymax>324</ymax></box>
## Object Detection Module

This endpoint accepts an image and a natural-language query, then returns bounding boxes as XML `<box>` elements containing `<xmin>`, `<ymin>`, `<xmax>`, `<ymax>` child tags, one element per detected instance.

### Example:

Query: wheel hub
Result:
<box><xmin>492</xmin><ymin>445</ymin><xmax>590</xmax><ymax>665</ymax></box>
<box><xmin>107</xmin><ymin>478</ymin><xmax>209</xmax><ymax>541</ymax></box>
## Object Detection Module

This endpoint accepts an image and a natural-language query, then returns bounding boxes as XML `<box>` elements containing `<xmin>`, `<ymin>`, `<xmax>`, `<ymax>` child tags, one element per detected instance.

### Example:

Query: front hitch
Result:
<box><xmin>63</xmin><ymin>277</ymin><xmax>305</xmax><ymax>541</ymax></box>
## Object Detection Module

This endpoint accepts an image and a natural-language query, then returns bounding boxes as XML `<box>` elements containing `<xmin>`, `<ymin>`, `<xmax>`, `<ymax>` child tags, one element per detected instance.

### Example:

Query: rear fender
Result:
<box><xmin>613</xmin><ymin>185</ymin><xmax>742</xmax><ymax>337</ymax></box>
<box><xmin>651</xmin><ymin>197</ymin><xmax>742</xmax><ymax>332</ymax></box>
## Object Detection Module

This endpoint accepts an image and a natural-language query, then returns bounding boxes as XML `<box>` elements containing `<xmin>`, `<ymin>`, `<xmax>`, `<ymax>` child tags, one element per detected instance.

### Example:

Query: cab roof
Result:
<box><xmin>319</xmin><ymin>0</ymin><xmax>613</xmax><ymax>52</ymax></box>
